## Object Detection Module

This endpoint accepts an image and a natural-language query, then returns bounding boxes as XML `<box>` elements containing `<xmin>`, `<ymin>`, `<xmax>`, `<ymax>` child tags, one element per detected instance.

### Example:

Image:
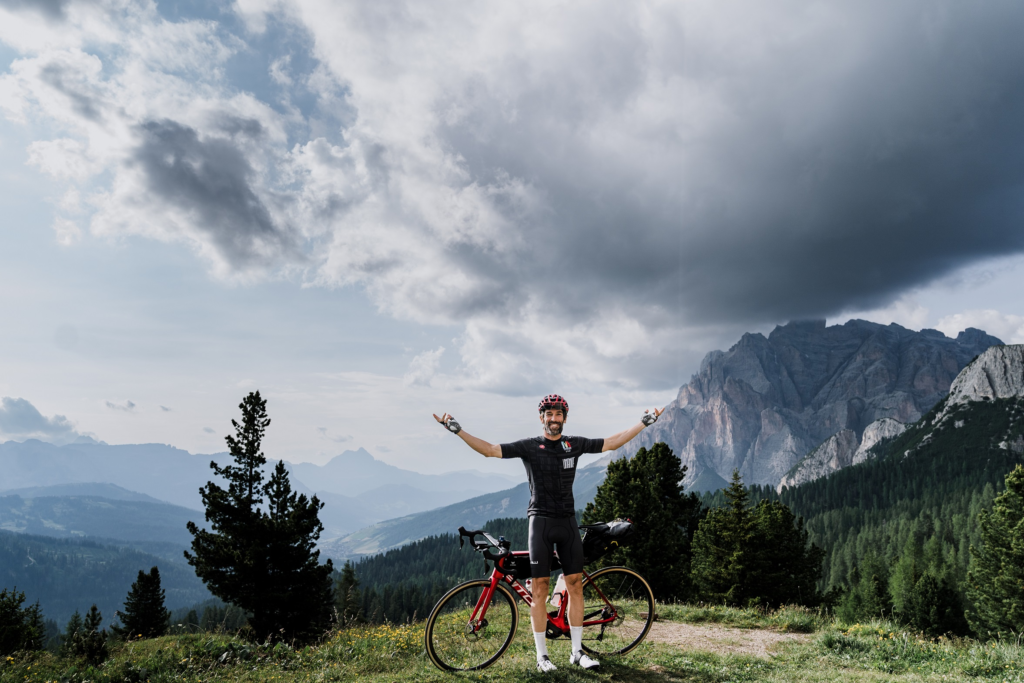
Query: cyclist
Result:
<box><xmin>433</xmin><ymin>394</ymin><xmax>663</xmax><ymax>672</ymax></box>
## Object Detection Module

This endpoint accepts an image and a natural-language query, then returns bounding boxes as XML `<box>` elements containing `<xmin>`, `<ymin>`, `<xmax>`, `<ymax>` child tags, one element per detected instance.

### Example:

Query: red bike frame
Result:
<box><xmin>464</xmin><ymin>551</ymin><xmax>617</xmax><ymax>635</ymax></box>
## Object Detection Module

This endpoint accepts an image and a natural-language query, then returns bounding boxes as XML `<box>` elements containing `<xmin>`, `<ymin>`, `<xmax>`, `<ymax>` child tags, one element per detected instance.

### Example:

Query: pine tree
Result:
<box><xmin>967</xmin><ymin>464</ymin><xmax>1024</xmax><ymax>637</ymax></box>
<box><xmin>582</xmin><ymin>442</ymin><xmax>703</xmax><ymax>600</ymax></box>
<box><xmin>113</xmin><ymin>566</ymin><xmax>171</xmax><ymax>640</ymax></box>
<box><xmin>746</xmin><ymin>499</ymin><xmax>824</xmax><ymax>607</ymax></box>
<box><xmin>62</xmin><ymin>606</ymin><xmax>107</xmax><ymax>664</ymax></box>
<box><xmin>184</xmin><ymin>610</ymin><xmax>199</xmax><ymax>633</ymax></box>
<box><xmin>185</xmin><ymin>391</ymin><xmax>334</xmax><ymax>643</ymax></box>
<box><xmin>691</xmin><ymin>471</ymin><xmax>755</xmax><ymax>605</ymax></box>
<box><xmin>692</xmin><ymin>471</ymin><xmax>823</xmax><ymax>607</ymax></box>
<box><xmin>836</xmin><ymin>552</ymin><xmax>892</xmax><ymax>623</ymax></box>
<box><xmin>80</xmin><ymin>605</ymin><xmax>108</xmax><ymax>665</ymax></box>
<box><xmin>59</xmin><ymin>612</ymin><xmax>83</xmax><ymax>658</ymax></box>
<box><xmin>335</xmin><ymin>561</ymin><xmax>364</xmax><ymax>628</ymax></box>
<box><xmin>0</xmin><ymin>588</ymin><xmax>45</xmax><ymax>655</ymax></box>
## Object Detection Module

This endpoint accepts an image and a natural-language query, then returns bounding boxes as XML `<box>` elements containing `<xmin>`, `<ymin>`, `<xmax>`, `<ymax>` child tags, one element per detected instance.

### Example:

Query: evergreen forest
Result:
<box><xmin>347</xmin><ymin>396</ymin><xmax>1024</xmax><ymax>637</ymax></box>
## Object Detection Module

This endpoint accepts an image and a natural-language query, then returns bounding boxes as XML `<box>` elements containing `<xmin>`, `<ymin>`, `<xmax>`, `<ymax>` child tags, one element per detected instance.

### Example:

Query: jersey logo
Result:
<box><xmin>562</xmin><ymin>440</ymin><xmax>572</xmax><ymax>452</ymax></box>
<box><xmin>562</xmin><ymin>457</ymin><xmax>574</xmax><ymax>469</ymax></box>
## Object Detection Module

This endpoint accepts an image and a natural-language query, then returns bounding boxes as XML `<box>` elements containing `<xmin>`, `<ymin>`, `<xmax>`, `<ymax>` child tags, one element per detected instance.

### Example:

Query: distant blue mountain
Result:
<box><xmin>0</xmin><ymin>441</ymin><xmax>523</xmax><ymax>539</ymax></box>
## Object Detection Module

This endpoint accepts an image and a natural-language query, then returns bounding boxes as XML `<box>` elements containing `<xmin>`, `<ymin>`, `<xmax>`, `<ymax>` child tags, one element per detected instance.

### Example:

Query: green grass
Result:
<box><xmin>655</xmin><ymin>603</ymin><xmax>825</xmax><ymax>633</ymax></box>
<box><xmin>3</xmin><ymin>607</ymin><xmax>1022</xmax><ymax>682</ymax></box>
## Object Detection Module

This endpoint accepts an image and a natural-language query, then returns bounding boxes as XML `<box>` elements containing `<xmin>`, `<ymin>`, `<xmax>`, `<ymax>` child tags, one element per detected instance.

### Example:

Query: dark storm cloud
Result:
<box><xmin>435</xmin><ymin>0</ymin><xmax>1024</xmax><ymax>327</ymax></box>
<box><xmin>0</xmin><ymin>0</ymin><xmax>73</xmax><ymax>20</ymax></box>
<box><xmin>0</xmin><ymin>397</ymin><xmax>81</xmax><ymax>443</ymax></box>
<box><xmin>133</xmin><ymin>120</ymin><xmax>297</xmax><ymax>269</ymax></box>
<box><xmin>39</xmin><ymin>62</ymin><xmax>103</xmax><ymax>121</ymax></box>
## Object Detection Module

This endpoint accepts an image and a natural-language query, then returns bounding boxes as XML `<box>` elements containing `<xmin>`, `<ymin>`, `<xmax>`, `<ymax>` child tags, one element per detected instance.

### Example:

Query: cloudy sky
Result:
<box><xmin>2</xmin><ymin>0</ymin><xmax>1023</xmax><ymax>473</ymax></box>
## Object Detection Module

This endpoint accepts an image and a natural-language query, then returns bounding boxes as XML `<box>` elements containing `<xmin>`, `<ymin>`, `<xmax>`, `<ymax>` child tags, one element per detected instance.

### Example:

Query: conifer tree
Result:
<box><xmin>185</xmin><ymin>391</ymin><xmax>334</xmax><ymax>643</ymax></box>
<box><xmin>62</xmin><ymin>606</ymin><xmax>107</xmax><ymax>664</ymax></box>
<box><xmin>335</xmin><ymin>561</ymin><xmax>364</xmax><ymax>627</ymax></box>
<box><xmin>967</xmin><ymin>464</ymin><xmax>1024</xmax><ymax>637</ymax></box>
<box><xmin>836</xmin><ymin>552</ymin><xmax>892</xmax><ymax>623</ymax></box>
<box><xmin>692</xmin><ymin>471</ymin><xmax>823</xmax><ymax>607</ymax></box>
<box><xmin>80</xmin><ymin>605</ymin><xmax>108</xmax><ymax>665</ymax></box>
<box><xmin>691</xmin><ymin>471</ymin><xmax>755</xmax><ymax>604</ymax></box>
<box><xmin>746</xmin><ymin>499</ymin><xmax>824</xmax><ymax>607</ymax></box>
<box><xmin>59</xmin><ymin>612</ymin><xmax>83</xmax><ymax>658</ymax></box>
<box><xmin>0</xmin><ymin>588</ymin><xmax>44</xmax><ymax>655</ymax></box>
<box><xmin>582</xmin><ymin>442</ymin><xmax>703</xmax><ymax>600</ymax></box>
<box><xmin>113</xmin><ymin>567</ymin><xmax>170</xmax><ymax>640</ymax></box>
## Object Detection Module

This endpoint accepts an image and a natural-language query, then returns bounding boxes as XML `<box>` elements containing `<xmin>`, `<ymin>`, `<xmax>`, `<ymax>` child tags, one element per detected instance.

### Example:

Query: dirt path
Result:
<box><xmin>645</xmin><ymin>621</ymin><xmax>812</xmax><ymax>658</ymax></box>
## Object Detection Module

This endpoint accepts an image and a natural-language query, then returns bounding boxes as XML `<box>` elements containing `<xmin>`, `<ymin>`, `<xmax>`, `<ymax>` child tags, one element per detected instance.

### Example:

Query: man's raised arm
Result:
<box><xmin>601</xmin><ymin>407</ymin><xmax>665</xmax><ymax>452</ymax></box>
<box><xmin>433</xmin><ymin>412</ymin><xmax>502</xmax><ymax>458</ymax></box>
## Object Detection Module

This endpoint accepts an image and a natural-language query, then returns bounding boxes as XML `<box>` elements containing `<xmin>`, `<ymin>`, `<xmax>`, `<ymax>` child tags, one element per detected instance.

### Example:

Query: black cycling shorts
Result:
<box><xmin>528</xmin><ymin>515</ymin><xmax>584</xmax><ymax>579</ymax></box>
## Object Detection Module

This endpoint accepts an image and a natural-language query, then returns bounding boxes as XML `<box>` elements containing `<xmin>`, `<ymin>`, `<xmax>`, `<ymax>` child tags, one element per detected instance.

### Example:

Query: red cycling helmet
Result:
<box><xmin>538</xmin><ymin>394</ymin><xmax>569</xmax><ymax>415</ymax></box>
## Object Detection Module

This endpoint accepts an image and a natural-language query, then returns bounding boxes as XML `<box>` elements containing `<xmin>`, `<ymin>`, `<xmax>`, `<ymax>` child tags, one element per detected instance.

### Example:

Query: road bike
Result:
<box><xmin>424</xmin><ymin>524</ymin><xmax>655</xmax><ymax>672</ymax></box>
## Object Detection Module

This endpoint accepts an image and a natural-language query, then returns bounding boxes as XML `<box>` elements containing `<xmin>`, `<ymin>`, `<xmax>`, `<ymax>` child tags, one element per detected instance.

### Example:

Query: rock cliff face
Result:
<box><xmin>622</xmin><ymin>319</ymin><xmax>1002</xmax><ymax>488</ymax></box>
<box><xmin>933</xmin><ymin>344</ymin><xmax>1024</xmax><ymax>424</ymax></box>
<box><xmin>778</xmin><ymin>416</ymin><xmax>908</xmax><ymax>490</ymax></box>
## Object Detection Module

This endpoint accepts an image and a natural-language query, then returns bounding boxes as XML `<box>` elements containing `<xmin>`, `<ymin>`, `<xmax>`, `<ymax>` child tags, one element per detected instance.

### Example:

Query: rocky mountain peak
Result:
<box><xmin>934</xmin><ymin>344</ymin><xmax>1024</xmax><ymax>423</ymax></box>
<box><xmin>622</xmin><ymin>319</ymin><xmax>1003</xmax><ymax>490</ymax></box>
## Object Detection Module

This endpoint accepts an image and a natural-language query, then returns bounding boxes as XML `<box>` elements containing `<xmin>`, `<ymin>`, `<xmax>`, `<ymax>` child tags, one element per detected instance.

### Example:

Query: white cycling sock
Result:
<box><xmin>570</xmin><ymin>626</ymin><xmax>582</xmax><ymax>654</ymax></box>
<box><xmin>534</xmin><ymin>631</ymin><xmax>548</xmax><ymax>661</ymax></box>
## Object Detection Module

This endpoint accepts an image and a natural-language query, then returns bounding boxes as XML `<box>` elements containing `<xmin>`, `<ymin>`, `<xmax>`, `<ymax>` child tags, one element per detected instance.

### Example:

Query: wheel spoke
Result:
<box><xmin>580</xmin><ymin>567</ymin><xmax>654</xmax><ymax>656</ymax></box>
<box><xmin>426</xmin><ymin>580</ymin><xmax>518</xmax><ymax>671</ymax></box>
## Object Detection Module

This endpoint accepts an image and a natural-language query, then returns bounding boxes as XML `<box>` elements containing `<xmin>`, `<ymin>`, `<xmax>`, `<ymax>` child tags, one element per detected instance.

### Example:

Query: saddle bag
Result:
<box><xmin>500</xmin><ymin>552</ymin><xmax>534</xmax><ymax>579</ymax></box>
<box><xmin>581</xmin><ymin>519</ymin><xmax>635</xmax><ymax>564</ymax></box>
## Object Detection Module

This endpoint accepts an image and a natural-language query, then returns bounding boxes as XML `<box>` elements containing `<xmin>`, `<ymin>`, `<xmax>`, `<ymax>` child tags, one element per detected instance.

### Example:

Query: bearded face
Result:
<box><xmin>540</xmin><ymin>409</ymin><xmax>565</xmax><ymax>437</ymax></box>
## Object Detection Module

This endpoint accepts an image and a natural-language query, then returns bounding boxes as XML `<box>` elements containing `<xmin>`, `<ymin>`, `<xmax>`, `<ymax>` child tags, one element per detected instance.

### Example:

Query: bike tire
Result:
<box><xmin>424</xmin><ymin>579</ymin><xmax>519</xmax><ymax>671</ymax></box>
<box><xmin>580</xmin><ymin>566</ymin><xmax>655</xmax><ymax>656</ymax></box>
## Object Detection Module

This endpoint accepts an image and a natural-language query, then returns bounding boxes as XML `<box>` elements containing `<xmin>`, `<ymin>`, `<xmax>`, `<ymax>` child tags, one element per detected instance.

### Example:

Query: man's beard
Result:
<box><xmin>544</xmin><ymin>420</ymin><xmax>564</xmax><ymax>437</ymax></box>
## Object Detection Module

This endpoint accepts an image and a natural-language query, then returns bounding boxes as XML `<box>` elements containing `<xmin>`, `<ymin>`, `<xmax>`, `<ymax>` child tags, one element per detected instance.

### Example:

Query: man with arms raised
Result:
<box><xmin>433</xmin><ymin>394</ymin><xmax>662</xmax><ymax>673</ymax></box>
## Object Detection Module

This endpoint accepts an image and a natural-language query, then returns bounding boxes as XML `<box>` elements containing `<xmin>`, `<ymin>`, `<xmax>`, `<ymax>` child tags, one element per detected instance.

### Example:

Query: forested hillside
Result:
<box><xmin>350</xmin><ymin>393</ymin><xmax>1024</xmax><ymax>632</ymax></box>
<box><xmin>694</xmin><ymin>393</ymin><xmax>1024</xmax><ymax>629</ymax></box>
<box><xmin>351</xmin><ymin>517</ymin><xmax>530</xmax><ymax>624</ymax></box>
<box><xmin>784</xmin><ymin>395</ymin><xmax>1024</xmax><ymax>609</ymax></box>
<box><xmin>0</xmin><ymin>531</ymin><xmax>209</xmax><ymax>623</ymax></box>
<box><xmin>0</xmin><ymin>494</ymin><xmax>200</xmax><ymax>546</ymax></box>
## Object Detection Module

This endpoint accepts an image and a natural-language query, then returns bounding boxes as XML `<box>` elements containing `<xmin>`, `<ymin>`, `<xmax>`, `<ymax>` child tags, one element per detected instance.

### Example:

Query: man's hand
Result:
<box><xmin>641</xmin><ymin>407</ymin><xmax>664</xmax><ymax>426</ymax></box>
<box><xmin>433</xmin><ymin>412</ymin><xmax>462</xmax><ymax>434</ymax></box>
<box><xmin>432</xmin><ymin>413</ymin><xmax>501</xmax><ymax>457</ymax></box>
<box><xmin>602</xmin><ymin>406</ymin><xmax>668</xmax><ymax>451</ymax></box>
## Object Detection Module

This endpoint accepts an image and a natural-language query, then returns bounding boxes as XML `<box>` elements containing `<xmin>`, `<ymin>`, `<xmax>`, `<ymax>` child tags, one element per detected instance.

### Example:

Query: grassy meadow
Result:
<box><xmin>3</xmin><ymin>605</ymin><xmax>1022</xmax><ymax>683</ymax></box>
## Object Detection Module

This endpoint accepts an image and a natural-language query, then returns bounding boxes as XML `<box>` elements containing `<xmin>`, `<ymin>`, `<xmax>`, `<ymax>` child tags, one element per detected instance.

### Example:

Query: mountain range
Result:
<box><xmin>0</xmin><ymin>443</ymin><xmax>520</xmax><ymax>540</ymax></box>
<box><xmin>0</xmin><ymin>319</ymin><xmax>1007</xmax><ymax>566</ymax></box>
<box><xmin>622</xmin><ymin>319</ymin><xmax>1002</xmax><ymax>488</ymax></box>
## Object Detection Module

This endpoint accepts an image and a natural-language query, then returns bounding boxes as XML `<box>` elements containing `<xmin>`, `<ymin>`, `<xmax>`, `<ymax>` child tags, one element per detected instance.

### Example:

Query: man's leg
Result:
<box><xmin>564</xmin><ymin>572</ymin><xmax>584</xmax><ymax>627</ymax></box>
<box><xmin>565</xmin><ymin>572</ymin><xmax>598</xmax><ymax>668</ymax></box>
<box><xmin>530</xmin><ymin>576</ymin><xmax>551</xmax><ymax>632</ymax></box>
<box><xmin>528</xmin><ymin>516</ymin><xmax>556</xmax><ymax>671</ymax></box>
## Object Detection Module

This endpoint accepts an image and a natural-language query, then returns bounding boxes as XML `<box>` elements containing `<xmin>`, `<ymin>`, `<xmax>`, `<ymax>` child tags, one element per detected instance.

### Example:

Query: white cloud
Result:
<box><xmin>935</xmin><ymin>310</ymin><xmax>1024</xmax><ymax>345</ymax></box>
<box><xmin>105</xmin><ymin>399</ymin><xmax>136</xmax><ymax>412</ymax></box>
<box><xmin>4</xmin><ymin>0</ymin><xmax>1024</xmax><ymax>397</ymax></box>
<box><xmin>403</xmin><ymin>347</ymin><xmax>445</xmax><ymax>387</ymax></box>
<box><xmin>830</xmin><ymin>296</ymin><xmax>931</xmax><ymax>332</ymax></box>
<box><xmin>0</xmin><ymin>396</ymin><xmax>85</xmax><ymax>445</ymax></box>
<box><xmin>52</xmin><ymin>217</ymin><xmax>81</xmax><ymax>245</ymax></box>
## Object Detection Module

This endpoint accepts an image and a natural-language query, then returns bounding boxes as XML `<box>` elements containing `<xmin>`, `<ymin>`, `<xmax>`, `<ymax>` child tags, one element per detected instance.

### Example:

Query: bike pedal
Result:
<box><xmin>544</xmin><ymin>625</ymin><xmax>566</xmax><ymax>640</ymax></box>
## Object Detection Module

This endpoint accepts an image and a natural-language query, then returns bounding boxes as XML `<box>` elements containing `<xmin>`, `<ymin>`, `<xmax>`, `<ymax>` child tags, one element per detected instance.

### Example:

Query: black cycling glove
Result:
<box><xmin>641</xmin><ymin>410</ymin><xmax>659</xmax><ymax>426</ymax></box>
<box><xmin>440</xmin><ymin>414</ymin><xmax>462</xmax><ymax>434</ymax></box>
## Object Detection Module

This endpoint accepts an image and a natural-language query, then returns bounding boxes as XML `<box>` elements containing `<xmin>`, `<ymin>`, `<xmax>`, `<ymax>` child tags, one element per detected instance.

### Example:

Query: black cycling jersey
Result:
<box><xmin>500</xmin><ymin>435</ymin><xmax>604</xmax><ymax>518</ymax></box>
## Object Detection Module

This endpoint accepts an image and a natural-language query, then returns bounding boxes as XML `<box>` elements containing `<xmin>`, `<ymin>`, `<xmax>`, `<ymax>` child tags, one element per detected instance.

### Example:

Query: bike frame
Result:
<box><xmin>465</xmin><ymin>552</ymin><xmax>617</xmax><ymax>635</ymax></box>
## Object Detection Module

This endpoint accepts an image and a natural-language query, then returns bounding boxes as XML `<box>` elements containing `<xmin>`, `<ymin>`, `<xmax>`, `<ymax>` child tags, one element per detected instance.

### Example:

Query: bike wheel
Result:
<box><xmin>580</xmin><ymin>566</ymin><xmax>655</xmax><ymax>656</ymax></box>
<box><xmin>424</xmin><ymin>579</ymin><xmax>519</xmax><ymax>671</ymax></box>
